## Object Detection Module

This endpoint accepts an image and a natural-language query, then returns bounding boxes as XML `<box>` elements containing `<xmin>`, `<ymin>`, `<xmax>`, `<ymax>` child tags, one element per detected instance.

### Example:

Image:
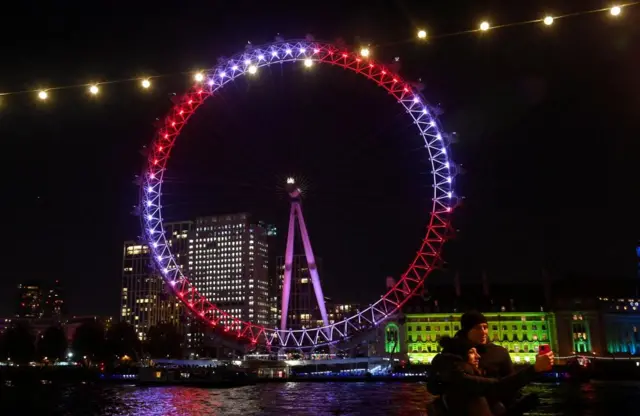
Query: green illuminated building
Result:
<box><xmin>402</xmin><ymin>312</ymin><xmax>558</xmax><ymax>364</ymax></box>
<box><xmin>377</xmin><ymin>275</ymin><xmax>639</xmax><ymax>363</ymax></box>
<box><xmin>599</xmin><ymin>297</ymin><xmax>640</xmax><ymax>355</ymax></box>
<box><xmin>384</xmin><ymin>322</ymin><xmax>401</xmax><ymax>354</ymax></box>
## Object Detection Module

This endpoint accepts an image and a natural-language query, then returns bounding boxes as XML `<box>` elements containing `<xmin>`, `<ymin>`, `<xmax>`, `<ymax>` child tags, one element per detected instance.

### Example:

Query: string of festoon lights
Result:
<box><xmin>0</xmin><ymin>3</ymin><xmax>634</xmax><ymax>102</ymax></box>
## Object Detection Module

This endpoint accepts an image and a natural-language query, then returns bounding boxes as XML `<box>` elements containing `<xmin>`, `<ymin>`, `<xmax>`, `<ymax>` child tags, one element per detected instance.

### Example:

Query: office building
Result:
<box><xmin>159</xmin><ymin>221</ymin><xmax>191</xmax><ymax>326</ymax></box>
<box><xmin>44</xmin><ymin>280</ymin><xmax>66</xmax><ymax>320</ymax></box>
<box><xmin>16</xmin><ymin>282</ymin><xmax>43</xmax><ymax>319</ymax></box>
<box><xmin>121</xmin><ymin>221</ymin><xmax>192</xmax><ymax>341</ymax></box>
<box><xmin>121</xmin><ymin>242</ymin><xmax>161</xmax><ymax>340</ymax></box>
<box><xmin>326</xmin><ymin>301</ymin><xmax>359</xmax><ymax>325</ymax></box>
<box><xmin>189</xmin><ymin>213</ymin><xmax>270</xmax><ymax>328</ymax></box>
<box><xmin>275</xmin><ymin>254</ymin><xmax>324</xmax><ymax>329</ymax></box>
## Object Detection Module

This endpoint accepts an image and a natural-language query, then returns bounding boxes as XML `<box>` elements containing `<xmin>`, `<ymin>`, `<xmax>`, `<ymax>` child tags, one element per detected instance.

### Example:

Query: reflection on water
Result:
<box><xmin>1</xmin><ymin>381</ymin><xmax>639</xmax><ymax>415</ymax></box>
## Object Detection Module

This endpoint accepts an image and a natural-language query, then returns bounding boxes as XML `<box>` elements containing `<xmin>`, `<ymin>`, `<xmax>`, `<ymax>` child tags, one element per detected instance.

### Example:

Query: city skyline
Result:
<box><xmin>0</xmin><ymin>2</ymin><xmax>638</xmax><ymax>319</ymax></box>
<box><xmin>1</xmin><ymin>4</ymin><xmax>639</xmax><ymax>414</ymax></box>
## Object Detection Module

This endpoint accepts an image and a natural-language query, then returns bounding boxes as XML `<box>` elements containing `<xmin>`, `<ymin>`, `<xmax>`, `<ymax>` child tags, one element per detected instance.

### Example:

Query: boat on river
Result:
<box><xmin>138</xmin><ymin>363</ymin><xmax>256</xmax><ymax>387</ymax></box>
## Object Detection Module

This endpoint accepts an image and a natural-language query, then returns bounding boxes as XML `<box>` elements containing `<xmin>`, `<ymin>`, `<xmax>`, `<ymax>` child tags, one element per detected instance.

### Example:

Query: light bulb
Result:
<box><xmin>89</xmin><ymin>85</ymin><xmax>99</xmax><ymax>95</ymax></box>
<box><xmin>480</xmin><ymin>21</ymin><xmax>490</xmax><ymax>31</ymax></box>
<box><xmin>543</xmin><ymin>16</ymin><xmax>554</xmax><ymax>26</ymax></box>
<box><xmin>141</xmin><ymin>79</ymin><xmax>151</xmax><ymax>89</ymax></box>
<box><xmin>417</xmin><ymin>30</ymin><xmax>427</xmax><ymax>39</ymax></box>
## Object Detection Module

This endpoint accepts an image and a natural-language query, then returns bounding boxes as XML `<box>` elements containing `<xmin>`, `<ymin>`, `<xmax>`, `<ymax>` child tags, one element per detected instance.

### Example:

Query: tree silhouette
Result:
<box><xmin>146</xmin><ymin>323</ymin><xmax>183</xmax><ymax>358</ymax></box>
<box><xmin>106</xmin><ymin>321</ymin><xmax>141</xmax><ymax>359</ymax></box>
<box><xmin>37</xmin><ymin>326</ymin><xmax>68</xmax><ymax>362</ymax></box>
<box><xmin>71</xmin><ymin>321</ymin><xmax>105</xmax><ymax>361</ymax></box>
<box><xmin>1</xmin><ymin>322</ymin><xmax>36</xmax><ymax>364</ymax></box>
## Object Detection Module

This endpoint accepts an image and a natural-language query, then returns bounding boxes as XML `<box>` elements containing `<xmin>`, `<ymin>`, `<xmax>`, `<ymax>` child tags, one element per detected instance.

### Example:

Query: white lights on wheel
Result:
<box><xmin>140</xmin><ymin>39</ymin><xmax>454</xmax><ymax>349</ymax></box>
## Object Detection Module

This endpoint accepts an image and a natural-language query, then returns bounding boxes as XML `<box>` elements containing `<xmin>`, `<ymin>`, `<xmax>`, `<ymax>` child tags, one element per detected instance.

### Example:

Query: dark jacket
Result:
<box><xmin>429</xmin><ymin>342</ymin><xmax>536</xmax><ymax>416</ymax></box>
<box><xmin>477</xmin><ymin>343</ymin><xmax>514</xmax><ymax>378</ymax></box>
<box><xmin>430</xmin><ymin>352</ymin><xmax>535</xmax><ymax>400</ymax></box>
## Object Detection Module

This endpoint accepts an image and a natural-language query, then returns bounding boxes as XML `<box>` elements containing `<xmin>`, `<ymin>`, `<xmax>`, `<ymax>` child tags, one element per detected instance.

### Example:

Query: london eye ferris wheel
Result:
<box><xmin>140</xmin><ymin>38</ymin><xmax>456</xmax><ymax>350</ymax></box>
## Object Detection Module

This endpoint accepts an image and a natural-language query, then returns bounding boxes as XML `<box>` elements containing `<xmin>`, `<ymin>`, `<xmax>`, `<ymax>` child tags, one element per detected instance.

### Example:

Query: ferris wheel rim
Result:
<box><xmin>140</xmin><ymin>39</ymin><xmax>455</xmax><ymax>349</ymax></box>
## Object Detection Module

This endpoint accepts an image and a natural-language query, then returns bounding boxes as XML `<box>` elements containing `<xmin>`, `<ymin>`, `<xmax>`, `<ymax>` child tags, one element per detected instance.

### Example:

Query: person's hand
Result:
<box><xmin>533</xmin><ymin>351</ymin><xmax>554</xmax><ymax>372</ymax></box>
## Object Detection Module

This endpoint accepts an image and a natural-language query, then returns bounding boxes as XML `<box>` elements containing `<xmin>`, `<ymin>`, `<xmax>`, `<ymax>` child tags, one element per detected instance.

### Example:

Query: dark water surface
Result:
<box><xmin>1</xmin><ymin>381</ymin><xmax>638</xmax><ymax>415</ymax></box>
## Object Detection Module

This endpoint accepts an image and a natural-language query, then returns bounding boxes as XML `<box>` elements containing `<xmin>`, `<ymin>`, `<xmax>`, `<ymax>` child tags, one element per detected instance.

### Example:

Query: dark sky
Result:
<box><xmin>0</xmin><ymin>1</ymin><xmax>638</xmax><ymax>317</ymax></box>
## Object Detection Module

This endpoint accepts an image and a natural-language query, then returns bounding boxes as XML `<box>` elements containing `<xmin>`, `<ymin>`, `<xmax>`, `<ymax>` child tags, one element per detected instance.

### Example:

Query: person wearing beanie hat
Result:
<box><xmin>456</xmin><ymin>310</ymin><xmax>512</xmax><ymax>378</ymax></box>
<box><xmin>430</xmin><ymin>333</ymin><xmax>552</xmax><ymax>416</ymax></box>
<box><xmin>459</xmin><ymin>310</ymin><xmax>489</xmax><ymax>346</ymax></box>
<box><xmin>429</xmin><ymin>336</ymin><xmax>491</xmax><ymax>415</ymax></box>
<box><xmin>440</xmin><ymin>336</ymin><xmax>485</xmax><ymax>374</ymax></box>
<box><xmin>428</xmin><ymin>310</ymin><xmax>554</xmax><ymax>415</ymax></box>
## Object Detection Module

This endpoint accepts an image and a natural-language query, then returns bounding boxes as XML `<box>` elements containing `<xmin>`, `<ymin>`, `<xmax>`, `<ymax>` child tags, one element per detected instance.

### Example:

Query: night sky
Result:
<box><xmin>0</xmin><ymin>1</ymin><xmax>638</xmax><ymax>317</ymax></box>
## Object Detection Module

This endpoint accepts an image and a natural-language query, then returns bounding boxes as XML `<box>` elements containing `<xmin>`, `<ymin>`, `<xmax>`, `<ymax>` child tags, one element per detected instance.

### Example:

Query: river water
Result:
<box><xmin>1</xmin><ymin>381</ymin><xmax>638</xmax><ymax>415</ymax></box>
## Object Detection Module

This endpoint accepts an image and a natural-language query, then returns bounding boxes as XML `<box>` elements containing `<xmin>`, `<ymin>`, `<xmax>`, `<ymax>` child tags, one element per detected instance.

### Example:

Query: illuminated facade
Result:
<box><xmin>275</xmin><ymin>255</ymin><xmax>324</xmax><ymax>329</ymax></box>
<box><xmin>16</xmin><ymin>282</ymin><xmax>43</xmax><ymax>318</ymax></box>
<box><xmin>555</xmin><ymin>310</ymin><xmax>600</xmax><ymax>356</ymax></box>
<box><xmin>404</xmin><ymin>312</ymin><xmax>557</xmax><ymax>364</ymax></box>
<box><xmin>327</xmin><ymin>302</ymin><xmax>359</xmax><ymax>325</ymax></box>
<box><xmin>384</xmin><ymin>322</ymin><xmax>401</xmax><ymax>354</ymax></box>
<box><xmin>268</xmin><ymin>277</ymin><xmax>279</xmax><ymax>328</ymax></box>
<box><xmin>600</xmin><ymin>297</ymin><xmax>640</xmax><ymax>355</ymax></box>
<box><xmin>160</xmin><ymin>221</ymin><xmax>191</xmax><ymax>326</ymax></box>
<box><xmin>121</xmin><ymin>242</ymin><xmax>162</xmax><ymax>340</ymax></box>
<box><xmin>44</xmin><ymin>280</ymin><xmax>66</xmax><ymax>320</ymax></box>
<box><xmin>121</xmin><ymin>222</ymin><xmax>191</xmax><ymax>341</ymax></box>
<box><xmin>553</xmin><ymin>295</ymin><xmax>604</xmax><ymax>357</ymax></box>
<box><xmin>189</xmin><ymin>213</ymin><xmax>269</xmax><ymax>327</ymax></box>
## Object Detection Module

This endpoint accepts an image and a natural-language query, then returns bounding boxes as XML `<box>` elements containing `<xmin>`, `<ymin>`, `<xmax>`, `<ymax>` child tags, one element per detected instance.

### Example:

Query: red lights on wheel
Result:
<box><xmin>141</xmin><ymin>40</ymin><xmax>454</xmax><ymax>349</ymax></box>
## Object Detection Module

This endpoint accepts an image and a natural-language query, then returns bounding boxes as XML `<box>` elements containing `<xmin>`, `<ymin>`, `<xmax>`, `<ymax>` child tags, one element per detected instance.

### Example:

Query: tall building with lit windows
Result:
<box><xmin>275</xmin><ymin>254</ymin><xmax>324</xmax><ymax>329</ymax></box>
<box><xmin>121</xmin><ymin>221</ymin><xmax>192</xmax><ymax>341</ymax></box>
<box><xmin>16</xmin><ymin>281</ymin><xmax>44</xmax><ymax>318</ymax></box>
<box><xmin>189</xmin><ymin>213</ymin><xmax>270</xmax><ymax>328</ymax></box>
<box><xmin>44</xmin><ymin>280</ymin><xmax>66</xmax><ymax>320</ymax></box>
<box><xmin>159</xmin><ymin>221</ymin><xmax>192</xmax><ymax>327</ymax></box>
<box><xmin>121</xmin><ymin>242</ymin><xmax>161</xmax><ymax>340</ymax></box>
